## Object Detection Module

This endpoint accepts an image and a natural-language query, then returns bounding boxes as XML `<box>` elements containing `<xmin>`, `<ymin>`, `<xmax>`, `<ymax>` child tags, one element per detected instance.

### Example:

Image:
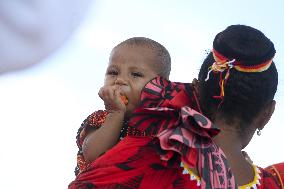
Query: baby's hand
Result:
<box><xmin>98</xmin><ymin>86</ymin><xmax>126</xmax><ymax>114</ymax></box>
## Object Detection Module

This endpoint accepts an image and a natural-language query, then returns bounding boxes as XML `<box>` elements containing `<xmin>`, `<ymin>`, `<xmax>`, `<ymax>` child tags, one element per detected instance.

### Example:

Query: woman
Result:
<box><xmin>195</xmin><ymin>24</ymin><xmax>281</xmax><ymax>188</ymax></box>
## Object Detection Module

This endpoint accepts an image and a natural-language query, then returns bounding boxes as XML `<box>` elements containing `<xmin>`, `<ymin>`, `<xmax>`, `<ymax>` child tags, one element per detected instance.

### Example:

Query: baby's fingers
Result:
<box><xmin>113</xmin><ymin>89</ymin><xmax>128</xmax><ymax>105</ymax></box>
<box><xmin>98</xmin><ymin>86</ymin><xmax>115</xmax><ymax>101</ymax></box>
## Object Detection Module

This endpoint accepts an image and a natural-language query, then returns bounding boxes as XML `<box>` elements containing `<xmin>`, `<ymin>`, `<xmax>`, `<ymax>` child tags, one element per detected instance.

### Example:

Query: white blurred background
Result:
<box><xmin>0</xmin><ymin>1</ymin><xmax>283</xmax><ymax>188</ymax></box>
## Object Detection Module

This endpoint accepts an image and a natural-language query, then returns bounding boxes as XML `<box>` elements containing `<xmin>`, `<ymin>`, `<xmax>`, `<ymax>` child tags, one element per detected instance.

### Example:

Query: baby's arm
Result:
<box><xmin>82</xmin><ymin>85</ymin><xmax>126</xmax><ymax>163</ymax></box>
<box><xmin>82</xmin><ymin>112</ymin><xmax>124</xmax><ymax>162</ymax></box>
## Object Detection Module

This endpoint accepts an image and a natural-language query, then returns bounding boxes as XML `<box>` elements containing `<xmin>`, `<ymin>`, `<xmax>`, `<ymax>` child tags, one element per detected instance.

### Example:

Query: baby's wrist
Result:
<box><xmin>107</xmin><ymin>110</ymin><xmax>125</xmax><ymax>118</ymax></box>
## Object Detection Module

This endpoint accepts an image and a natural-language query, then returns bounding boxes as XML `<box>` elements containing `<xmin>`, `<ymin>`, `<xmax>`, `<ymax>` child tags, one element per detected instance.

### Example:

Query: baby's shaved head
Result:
<box><xmin>114</xmin><ymin>37</ymin><xmax>171</xmax><ymax>79</ymax></box>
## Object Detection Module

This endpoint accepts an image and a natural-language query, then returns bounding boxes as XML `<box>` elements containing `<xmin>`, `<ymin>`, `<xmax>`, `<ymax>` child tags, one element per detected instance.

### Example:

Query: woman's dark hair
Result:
<box><xmin>198</xmin><ymin>25</ymin><xmax>278</xmax><ymax>131</ymax></box>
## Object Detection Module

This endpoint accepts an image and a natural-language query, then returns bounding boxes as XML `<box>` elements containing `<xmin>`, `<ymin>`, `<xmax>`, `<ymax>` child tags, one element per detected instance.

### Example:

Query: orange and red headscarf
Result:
<box><xmin>205</xmin><ymin>49</ymin><xmax>273</xmax><ymax>99</ymax></box>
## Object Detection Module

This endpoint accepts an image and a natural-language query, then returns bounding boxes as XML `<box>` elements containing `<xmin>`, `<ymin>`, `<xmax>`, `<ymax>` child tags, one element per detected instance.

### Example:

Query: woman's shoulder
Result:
<box><xmin>258</xmin><ymin>166</ymin><xmax>282</xmax><ymax>189</ymax></box>
<box><xmin>264</xmin><ymin>163</ymin><xmax>284</xmax><ymax>189</ymax></box>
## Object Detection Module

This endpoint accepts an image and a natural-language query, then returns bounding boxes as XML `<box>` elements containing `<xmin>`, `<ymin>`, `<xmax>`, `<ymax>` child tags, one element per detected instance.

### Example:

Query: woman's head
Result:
<box><xmin>198</xmin><ymin>25</ymin><xmax>278</xmax><ymax>143</ymax></box>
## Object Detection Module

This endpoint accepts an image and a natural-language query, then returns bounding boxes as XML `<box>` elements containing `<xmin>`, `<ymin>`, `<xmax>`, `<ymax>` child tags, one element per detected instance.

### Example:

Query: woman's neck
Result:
<box><xmin>213</xmin><ymin>122</ymin><xmax>255</xmax><ymax>186</ymax></box>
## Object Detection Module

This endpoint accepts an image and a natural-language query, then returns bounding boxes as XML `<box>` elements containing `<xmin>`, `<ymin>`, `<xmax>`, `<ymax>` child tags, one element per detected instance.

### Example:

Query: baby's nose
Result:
<box><xmin>115</xmin><ymin>77</ymin><xmax>127</xmax><ymax>85</ymax></box>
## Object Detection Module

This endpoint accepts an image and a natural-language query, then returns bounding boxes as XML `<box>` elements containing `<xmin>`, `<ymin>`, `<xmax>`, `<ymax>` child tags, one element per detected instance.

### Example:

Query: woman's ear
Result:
<box><xmin>255</xmin><ymin>100</ymin><xmax>276</xmax><ymax>130</ymax></box>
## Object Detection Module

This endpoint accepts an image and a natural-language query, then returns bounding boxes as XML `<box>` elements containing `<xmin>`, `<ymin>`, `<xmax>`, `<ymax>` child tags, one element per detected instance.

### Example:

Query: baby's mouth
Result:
<box><xmin>120</xmin><ymin>95</ymin><xmax>128</xmax><ymax>105</ymax></box>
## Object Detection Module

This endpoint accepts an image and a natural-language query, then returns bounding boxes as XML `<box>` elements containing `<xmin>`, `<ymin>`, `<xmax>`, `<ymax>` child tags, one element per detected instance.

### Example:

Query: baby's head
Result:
<box><xmin>104</xmin><ymin>37</ymin><xmax>171</xmax><ymax>116</ymax></box>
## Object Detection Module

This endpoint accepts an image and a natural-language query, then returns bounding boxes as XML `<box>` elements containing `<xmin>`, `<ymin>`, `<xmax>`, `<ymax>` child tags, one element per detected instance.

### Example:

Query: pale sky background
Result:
<box><xmin>0</xmin><ymin>1</ymin><xmax>283</xmax><ymax>188</ymax></box>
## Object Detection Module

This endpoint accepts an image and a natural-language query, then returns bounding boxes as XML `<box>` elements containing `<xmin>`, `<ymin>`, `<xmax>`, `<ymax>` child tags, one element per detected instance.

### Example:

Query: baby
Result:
<box><xmin>71</xmin><ymin>36</ymin><xmax>171</xmax><ymax>178</ymax></box>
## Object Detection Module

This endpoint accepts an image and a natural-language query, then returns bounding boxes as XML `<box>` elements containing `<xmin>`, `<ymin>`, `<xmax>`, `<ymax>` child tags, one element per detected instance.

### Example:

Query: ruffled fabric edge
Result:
<box><xmin>129</xmin><ymin>76</ymin><xmax>236</xmax><ymax>188</ymax></box>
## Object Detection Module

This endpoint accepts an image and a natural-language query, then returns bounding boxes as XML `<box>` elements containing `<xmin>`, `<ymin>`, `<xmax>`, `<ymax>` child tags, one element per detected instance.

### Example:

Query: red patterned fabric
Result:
<box><xmin>70</xmin><ymin>136</ymin><xmax>203</xmax><ymax>189</ymax></box>
<box><xmin>69</xmin><ymin>76</ymin><xmax>237</xmax><ymax>188</ymax></box>
<box><xmin>265</xmin><ymin>162</ymin><xmax>284</xmax><ymax>188</ymax></box>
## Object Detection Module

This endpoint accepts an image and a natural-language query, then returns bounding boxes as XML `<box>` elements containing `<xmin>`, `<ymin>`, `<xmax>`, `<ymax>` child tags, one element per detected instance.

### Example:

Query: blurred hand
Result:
<box><xmin>0</xmin><ymin>0</ymin><xmax>93</xmax><ymax>74</ymax></box>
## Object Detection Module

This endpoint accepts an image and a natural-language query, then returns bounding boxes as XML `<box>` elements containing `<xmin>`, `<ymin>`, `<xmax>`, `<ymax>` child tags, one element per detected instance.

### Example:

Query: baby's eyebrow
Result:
<box><xmin>128</xmin><ymin>66</ymin><xmax>146</xmax><ymax>71</ymax></box>
<box><xmin>107</xmin><ymin>65</ymin><xmax>118</xmax><ymax>70</ymax></box>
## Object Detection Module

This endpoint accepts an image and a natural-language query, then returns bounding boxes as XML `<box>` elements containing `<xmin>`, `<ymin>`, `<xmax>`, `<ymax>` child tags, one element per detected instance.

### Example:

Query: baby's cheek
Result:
<box><xmin>128</xmin><ymin>86</ymin><xmax>144</xmax><ymax>107</ymax></box>
<box><xmin>103</xmin><ymin>80</ymin><xmax>112</xmax><ymax>86</ymax></box>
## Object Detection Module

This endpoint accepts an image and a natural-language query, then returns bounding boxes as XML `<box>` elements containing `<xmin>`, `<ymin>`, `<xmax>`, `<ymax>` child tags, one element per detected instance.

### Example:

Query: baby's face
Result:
<box><xmin>104</xmin><ymin>45</ymin><xmax>158</xmax><ymax>116</ymax></box>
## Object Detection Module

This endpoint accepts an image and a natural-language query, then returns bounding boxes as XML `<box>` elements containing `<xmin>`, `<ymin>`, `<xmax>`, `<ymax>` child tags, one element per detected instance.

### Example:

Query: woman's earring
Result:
<box><xmin>257</xmin><ymin>129</ymin><xmax>262</xmax><ymax>136</ymax></box>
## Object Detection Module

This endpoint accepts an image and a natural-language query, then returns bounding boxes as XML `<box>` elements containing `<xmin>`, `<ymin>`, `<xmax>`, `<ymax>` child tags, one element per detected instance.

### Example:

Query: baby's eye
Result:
<box><xmin>131</xmin><ymin>72</ymin><xmax>144</xmax><ymax>78</ymax></box>
<box><xmin>106</xmin><ymin>70</ymin><xmax>118</xmax><ymax>76</ymax></box>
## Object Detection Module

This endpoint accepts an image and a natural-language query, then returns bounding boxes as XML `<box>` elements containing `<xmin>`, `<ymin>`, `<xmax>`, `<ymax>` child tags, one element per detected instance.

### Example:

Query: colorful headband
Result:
<box><xmin>205</xmin><ymin>49</ymin><xmax>273</xmax><ymax>99</ymax></box>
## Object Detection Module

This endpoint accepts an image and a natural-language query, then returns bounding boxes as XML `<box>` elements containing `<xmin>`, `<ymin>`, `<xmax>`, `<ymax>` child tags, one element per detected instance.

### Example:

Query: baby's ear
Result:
<box><xmin>192</xmin><ymin>78</ymin><xmax>198</xmax><ymax>86</ymax></box>
<box><xmin>192</xmin><ymin>78</ymin><xmax>200</xmax><ymax>91</ymax></box>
